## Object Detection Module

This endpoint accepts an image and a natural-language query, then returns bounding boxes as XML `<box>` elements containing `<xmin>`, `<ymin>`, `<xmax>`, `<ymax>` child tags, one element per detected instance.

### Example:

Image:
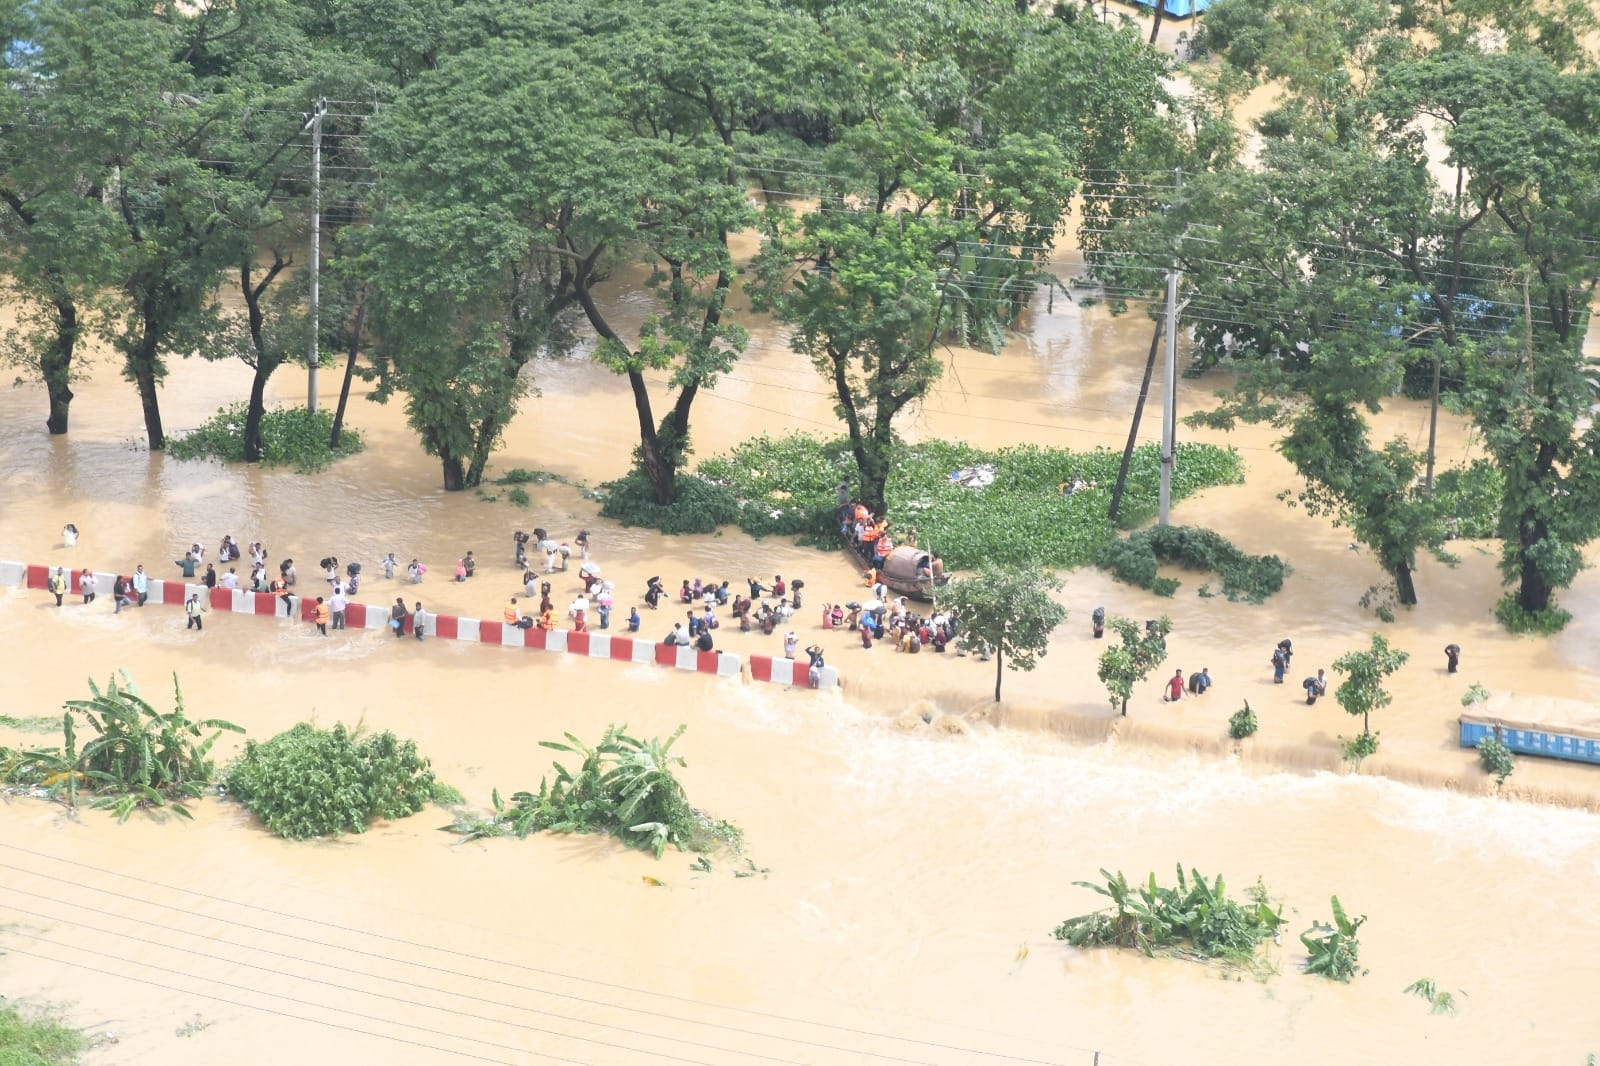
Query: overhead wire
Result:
<box><xmin>0</xmin><ymin>842</ymin><xmax>1090</xmax><ymax>1066</ymax></box>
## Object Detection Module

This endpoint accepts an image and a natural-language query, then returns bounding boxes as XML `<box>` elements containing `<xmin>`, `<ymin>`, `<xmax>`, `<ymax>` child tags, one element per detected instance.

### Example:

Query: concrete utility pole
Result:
<box><xmin>306</xmin><ymin>97</ymin><xmax>327</xmax><ymax>413</ymax></box>
<box><xmin>1158</xmin><ymin>167</ymin><xmax>1182</xmax><ymax>526</ymax></box>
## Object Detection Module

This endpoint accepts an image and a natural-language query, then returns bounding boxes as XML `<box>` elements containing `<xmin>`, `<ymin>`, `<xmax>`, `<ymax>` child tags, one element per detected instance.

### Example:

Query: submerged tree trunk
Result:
<box><xmin>1516</xmin><ymin>519</ymin><xmax>1554</xmax><ymax>613</ymax></box>
<box><xmin>243</xmin><ymin>364</ymin><xmax>270</xmax><ymax>462</ymax></box>
<box><xmin>132</xmin><ymin>328</ymin><xmax>165</xmax><ymax>451</ymax></box>
<box><xmin>440</xmin><ymin>449</ymin><xmax>466</xmax><ymax>492</ymax></box>
<box><xmin>994</xmin><ymin>648</ymin><xmax>1004</xmax><ymax>703</ymax></box>
<box><xmin>330</xmin><ymin>285</ymin><xmax>368</xmax><ymax>451</ymax></box>
<box><xmin>1393</xmin><ymin>563</ymin><xmax>1418</xmax><ymax>607</ymax></box>
<box><xmin>42</xmin><ymin>302</ymin><xmax>77</xmax><ymax>435</ymax></box>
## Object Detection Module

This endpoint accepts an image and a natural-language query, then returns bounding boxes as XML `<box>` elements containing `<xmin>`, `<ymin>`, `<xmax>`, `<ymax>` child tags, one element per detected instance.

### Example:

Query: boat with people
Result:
<box><xmin>840</xmin><ymin>537</ymin><xmax>950</xmax><ymax>602</ymax></box>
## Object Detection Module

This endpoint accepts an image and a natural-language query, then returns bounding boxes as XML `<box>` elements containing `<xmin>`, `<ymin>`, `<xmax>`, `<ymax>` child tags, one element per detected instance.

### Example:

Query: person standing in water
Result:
<box><xmin>1444</xmin><ymin>643</ymin><xmax>1461</xmax><ymax>674</ymax></box>
<box><xmin>1271</xmin><ymin>644</ymin><xmax>1288</xmax><ymax>684</ymax></box>
<box><xmin>1164</xmin><ymin>669</ymin><xmax>1185</xmax><ymax>702</ymax></box>
<box><xmin>80</xmin><ymin>569</ymin><xmax>96</xmax><ymax>604</ymax></box>
<box><xmin>185</xmin><ymin>593</ymin><xmax>204</xmax><ymax>631</ymax></box>
<box><xmin>390</xmin><ymin>597</ymin><xmax>408</xmax><ymax>637</ymax></box>
<box><xmin>313</xmin><ymin>596</ymin><xmax>330</xmax><ymax>636</ymax></box>
<box><xmin>61</xmin><ymin>523</ymin><xmax>78</xmax><ymax>547</ymax></box>
<box><xmin>413</xmin><ymin>602</ymin><xmax>428</xmax><ymax>641</ymax></box>
<box><xmin>48</xmin><ymin>568</ymin><xmax>67</xmax><ymax>606</ymax></box>
<box><xmin>132</xmin><ymin>565</ymin><xmax>149</xmax><ymax>606</ymax></box>
<box><xmin>1303</xmin><ymin>669</ymin><xmax>1327</xmax><ymax>705</ymax></box>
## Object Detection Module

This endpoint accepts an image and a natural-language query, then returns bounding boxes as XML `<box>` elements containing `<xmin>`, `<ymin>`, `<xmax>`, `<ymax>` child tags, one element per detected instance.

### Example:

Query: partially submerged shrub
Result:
<box><xmin>598</xmin><ymin>472</ymin><xmax>740</xmax><ymax>535</ymax></box>
<box><xmin>0</xmin><ymin>672</ymin><xmax>241</xmax><ymax>822</ymax></box>
<box><xmin>1228</xmin><ymin>704</ymin><xmax>1258</xmax><ymax>740</ymax></box>
<box><xmin>1095</xmin><ymin>524</ymin><xmax>1287</xmax><ymax>602</ymax></box>
<box><xmin>225</xmin><ymin>722</ymin><xmax>438</xmax><ymax>840</ymax></box>
<box><xmin>167</xmin><ymin>403</ymin><xmax>364</xmax><ymax>472</ymax></box>
<box><xmin>1052</xmin><ymin>866</ymin><xmax>1283</xmax><ymax>967</ymax></box>
<box><xmin>449</xmin><ymin>724</ymin><xmax>742</xmax><ymax>858</ymax></box>
<box><xmin>1302</xmin><ymin>896</ymin><xmax>1365</xmax><ymax>982</ymax></box>
<box><xmin>1477</xmin><ymin>737</ymin><xmax>1515</xmax><ymax>786</ymax></box>
<box><xmin>0</xmin><ymin>1002</ymin><xmax>86</xmax><ymax>1064</ymax></box>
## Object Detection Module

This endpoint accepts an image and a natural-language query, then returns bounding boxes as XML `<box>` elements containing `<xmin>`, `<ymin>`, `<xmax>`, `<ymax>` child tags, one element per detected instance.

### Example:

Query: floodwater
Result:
<box><xmin>3</xmin><ymin>224</ymin><xmax>1600</xmax><ymax>1062</ymax></box>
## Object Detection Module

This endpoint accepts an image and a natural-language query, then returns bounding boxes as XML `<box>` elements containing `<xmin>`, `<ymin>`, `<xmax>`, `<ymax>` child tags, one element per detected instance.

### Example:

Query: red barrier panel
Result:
<box><xmin>26</xmin><ymin>565</ymin><xmax>49</xmax><ymax>590</ymax></box>
<box><xmin>609</xmin><ymin>637</ymin><xmax>636</xmax><ymax>662</ymax></box>
<box><xmin>67</xmin><ymin>570</ymin><xmax>81</xmax><ymax>594</ymax></box>
<box><xmin>566</xmin><ymin>631</ymin><xmax>589</xmax><ymax>656</ymax></box>
<box><xmin>158</xmin><ymin>580</ymin><xmax>183</xmax><ymax>605</ymax></box>
<box><xmin>209</xmin><ymin>587</ymin><xmax>230</xmax><ymax>610</ymax></box>
<box><xmin>346</xmin><ymin>602</ymin><xmax>367</xmax><ymax>628</ymax></box>
<box><xmin>525</xmin><ymin>626</ymin><xmax>548</xmax><ymax>650</ymax></box>
<box><xmin>480</xmin><ymin>620</ymin><xmax>504</xmax><ymax>645</ymax></box>
<box><xmin>254</xmin><ymin>592</ymin><xmax>277</xmax><ymax>616</ymax></box>
<box><xmin>433</xmin><ymin>614</ymin><xmax>458</xmax><ymax>640</ymax></box>
<box><xmin>696</xmin><ymin>651</ymin><xmax>720</xmax><ymax>674</ymax></box>
<box><xmin>749</xmin><ymin>655</ymin><xmax>773</xmax><ymax>683</ymax></box>
<box><xmin>654</xmin><ymin>642</ymin><xmax>676</xmax><ymax>666</ymax></box>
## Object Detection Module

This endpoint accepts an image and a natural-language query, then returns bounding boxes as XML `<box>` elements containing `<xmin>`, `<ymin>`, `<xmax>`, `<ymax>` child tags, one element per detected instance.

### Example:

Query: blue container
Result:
<box><xmin>1460</xmin><ymin>715</ymin><xmax>1600</xmax><ymax>766</ymax></box>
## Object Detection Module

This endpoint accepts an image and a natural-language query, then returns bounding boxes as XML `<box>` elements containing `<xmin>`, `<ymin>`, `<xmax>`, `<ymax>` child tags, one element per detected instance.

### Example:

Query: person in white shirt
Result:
<box><xmin>329</xmin><ymin>588</ymin><xmax>349</xmax><ymax>630</ymax></box>
<box><xmin>220</xmin><ymin>568</ymin><xmax>240</xmax><ymax>590</ymax></box>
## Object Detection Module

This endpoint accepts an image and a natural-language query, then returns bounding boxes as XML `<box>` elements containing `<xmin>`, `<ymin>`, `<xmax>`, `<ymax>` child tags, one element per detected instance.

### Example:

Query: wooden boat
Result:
<box><xmin>839</xmin><ymin>538</ymin><xmax>950</xmax><ymax>602</ymax></box>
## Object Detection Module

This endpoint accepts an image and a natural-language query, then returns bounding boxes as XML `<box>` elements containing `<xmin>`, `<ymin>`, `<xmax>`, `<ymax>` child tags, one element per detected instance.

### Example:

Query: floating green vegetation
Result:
<box><xmin>607</xmin><ymin>433</ymin><xmax>1245</xmax><ymax>570</ymax></box>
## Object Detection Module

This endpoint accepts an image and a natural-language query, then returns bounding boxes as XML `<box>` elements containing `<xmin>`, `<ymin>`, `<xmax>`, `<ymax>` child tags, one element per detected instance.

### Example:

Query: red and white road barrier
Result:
<box><xmin>4</xmin><ymin>559</ymin><xmax>837</xmax><ymax>690</ymax></box>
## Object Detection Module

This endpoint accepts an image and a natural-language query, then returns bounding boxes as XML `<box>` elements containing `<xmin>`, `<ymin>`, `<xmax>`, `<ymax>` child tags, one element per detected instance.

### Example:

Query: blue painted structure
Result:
<box><xmin>1460</xmin><ymin>715</ymin><xmax>1600</xmax><ymax>766</ymax></box>
<box><xmin>1133</xmin><ymin>0</ymin><xmax>1212</xmax><ymax>16</ymax></box>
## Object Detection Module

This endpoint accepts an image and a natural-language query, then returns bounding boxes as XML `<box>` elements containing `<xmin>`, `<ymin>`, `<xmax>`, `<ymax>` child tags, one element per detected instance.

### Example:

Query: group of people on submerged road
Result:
<box><xmin>41</xmin><ymin>516</ymin><xmax>1465</xmax><ymax>702</ymax></box>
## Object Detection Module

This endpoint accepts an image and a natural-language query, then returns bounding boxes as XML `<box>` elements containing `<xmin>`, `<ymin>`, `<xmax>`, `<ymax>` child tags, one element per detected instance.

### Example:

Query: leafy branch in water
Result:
<box><xmin>1095</xmin><ymin>524</ymin><xmax>1288</xmax><ymax>602</ymax></box>
<box><xmin>1302</xmin><ymin>896</ymin><xmax>1365</xmax><ymax>982</ymax></box>
<box><xmin>0</xmin><ymin>672</ymin><xmax>242</xmax><ymax>822</ymax></box>
<box><xmin>1052</xmin><ymin>866</ymin><xmax>1284</xmax><ymax>970</ymax></box>
<box><xmin>1228</xmin><ymin>703</ymin><xmax>1258</xmax><ymax>739</ymax></box>
<box><xmin>447</xmin><ymin>724</ymin><xmax>744</xmax><ymax>860</ymax></box>
<box><xmin>1404</xmin><ymin>977</ymin><xmax>1462</xmax><ymax>1015</ymax></box>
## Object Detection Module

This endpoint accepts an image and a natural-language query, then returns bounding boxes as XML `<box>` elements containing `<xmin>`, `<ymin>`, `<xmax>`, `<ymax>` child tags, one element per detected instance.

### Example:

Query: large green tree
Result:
<box><xmin>752</xmin><ymin>0</ymin><xmax>1168</xmax><ymax>514</ymax></box>
<box><xmin>940</xmin><ymin>564</ymin><xmax>1067</xmax><ymax>703</ymax></box>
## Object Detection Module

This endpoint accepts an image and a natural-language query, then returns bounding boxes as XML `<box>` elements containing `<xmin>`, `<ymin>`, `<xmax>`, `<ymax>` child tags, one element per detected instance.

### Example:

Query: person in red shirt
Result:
<box><xmin>1164</xmin><ymin>669</ymin><xmax>1185</xmax><ymax>702</ymax></box>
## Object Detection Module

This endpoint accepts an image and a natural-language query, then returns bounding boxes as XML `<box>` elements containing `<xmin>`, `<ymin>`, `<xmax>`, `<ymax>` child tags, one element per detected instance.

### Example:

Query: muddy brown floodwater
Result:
<box><xmin>2</xmin><ymin>239</ymin><xmax>1600</xmax><ymax>1066</ymax></box>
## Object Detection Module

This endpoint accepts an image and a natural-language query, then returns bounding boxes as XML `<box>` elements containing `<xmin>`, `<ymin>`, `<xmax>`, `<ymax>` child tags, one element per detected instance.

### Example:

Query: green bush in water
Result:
<box><xmin>225</xmin><ymin>722</ymin><xmax>438</xmax><ymax>840</ymax></box>
<box><xmin>1096</xmin><ymin>524</ymin><xmax>1287</xmax><ymax>602</ymax></box>
<box><xmin>598</xmin><ymin>471</ymin><xmax>740</xmax><ymax>535</ymax></box>
<box><xmin>167</xmin><ymin>403</ymin><xmax>365</xmax><ymax>472</ymax></box>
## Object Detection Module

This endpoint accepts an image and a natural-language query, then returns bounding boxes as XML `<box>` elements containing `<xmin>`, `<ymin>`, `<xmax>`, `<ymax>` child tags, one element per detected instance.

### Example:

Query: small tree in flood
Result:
<box><xmin>1097</xmin><ymin>616</ymin><xmax>1171</xmax><ymax>716</ymax></box>
<box><xmin>941</xmin><ymin>565</ymin><xmax>1067</xmax><ymax>703</ymax></box>
<box><xmin>1331</xmin><ymin>634</ymin><xmax>1409</xmax><ymax>753</ymax></box>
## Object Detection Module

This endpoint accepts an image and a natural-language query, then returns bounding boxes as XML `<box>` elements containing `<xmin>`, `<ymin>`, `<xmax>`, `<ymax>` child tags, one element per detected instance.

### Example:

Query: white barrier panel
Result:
<box><xmin>717</xmin><ymin>653</ymin><xmax>742</xmax><ymax>678</ymax></box>
<box><xmin>545</xmin><ymin>629</ymin><xmax>567</xmax><ymax>653</ymax></box>
<box><xmin>231</xmin><ymin>588</ymin><xmax>251</xmax><ymax>613</ymax></box>
<box><xmin>817</xmin><ymin>666</ymin><xmax>839</xmax><ymax>689</ymax></box>
<box><xmin>674</xmin><ymin>645</ymin><xmax>698</xmax><ymax>672</ymax></box>
<box><xmin>768</xmin><ymin>657</ymin><xmax>795</xmax><ymax>686</ymax></box>
<box><xmin>587</xmin><ymin>634</ymin><xmax>611</xmax><ymax>659</ymax></box>
<box><xmin>631</xmin><ymin>640</ymin><xmax>655</xmax><ymax>664</ymax></box>
<box><xmin>456</xmin><ymin>618</ymin><xmax>480</xmax><ymax>643</ymax></box>
<box><xmin>0</xmin><ymin>561</ymin><xmax>24</xmax><ymax>586</ymax></box>
<box><xmin>365</xmin><ymin>603</ymin><xmax>389</xmax><ymax>630</ymax></box>
<box><xmin>500</xmin><ymin>626</ymin><xmax>524</xmax><ymax>648</ymax></box>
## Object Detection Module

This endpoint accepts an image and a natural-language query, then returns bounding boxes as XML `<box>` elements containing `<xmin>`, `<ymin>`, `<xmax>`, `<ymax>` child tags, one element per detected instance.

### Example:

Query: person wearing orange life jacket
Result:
<box><xmin>505</xmin><ymin>598</ymin><xmax>533</xmax><ymax>629</ymax></box>
<box><xmin>270</xmin><ymin>575</ymin><xmax>291</xmax><ymax>617</ymax></box>
<box><xmin>313</xmin><ymin>596</ymin><xmax>330</xmax><ymax>636</ymax></box>
<box><xmin>875</xmin><ymin>535</ymin><xmax>894</xmax><ymax>566</ymax></box>
<box><xmin>538</xmin><ymin>607</ymin><xmax>557</xmax><ymax>630</ymax></box>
